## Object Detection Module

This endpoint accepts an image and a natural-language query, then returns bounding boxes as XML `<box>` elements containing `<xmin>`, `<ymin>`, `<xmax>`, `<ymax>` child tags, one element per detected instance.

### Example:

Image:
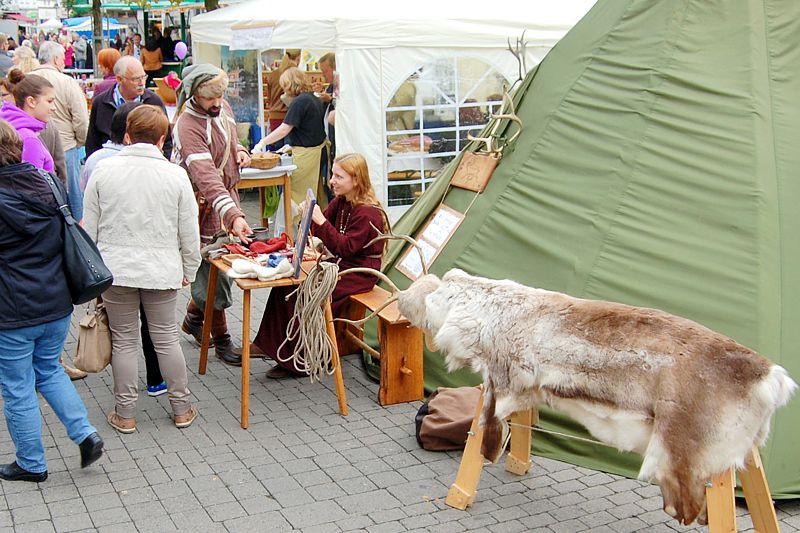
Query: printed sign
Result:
<box><xmin>396</xmin><ymin>205</ymin><xmax>464</xmax><ymax>280</ymax></box>
<box><xmin>231</xmin><ymin>23</ymin><xmax>274</xmax><ymax>51</ymax></box>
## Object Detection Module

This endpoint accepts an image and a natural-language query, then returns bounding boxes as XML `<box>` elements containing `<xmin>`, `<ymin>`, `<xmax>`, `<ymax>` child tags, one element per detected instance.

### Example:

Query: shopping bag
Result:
<box><xmin>74</xmin><ymin>302</ymin><xmax>112</xmax><ymax>373</ymax></box>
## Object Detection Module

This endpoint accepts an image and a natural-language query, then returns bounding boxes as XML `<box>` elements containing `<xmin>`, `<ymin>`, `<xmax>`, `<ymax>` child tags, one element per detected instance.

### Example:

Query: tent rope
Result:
<box><xmin>276</xmin><ymin>261</ymin><xmax>339</xmax><ymax>383</ymax></box>
<box><xmin>507</xmin><ymin>421</ymin><xmax>617</xmax><ymax>449</ymax></box>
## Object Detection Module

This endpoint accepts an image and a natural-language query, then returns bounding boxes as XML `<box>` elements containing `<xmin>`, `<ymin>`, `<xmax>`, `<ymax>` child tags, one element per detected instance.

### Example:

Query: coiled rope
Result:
<box><xmin>276</xmin><ymin>261</ymin><xmax>340</xmax><ymax>383</ymax></box>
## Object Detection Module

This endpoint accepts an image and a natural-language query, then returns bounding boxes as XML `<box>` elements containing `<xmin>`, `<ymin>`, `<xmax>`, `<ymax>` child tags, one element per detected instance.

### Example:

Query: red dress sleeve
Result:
<box><xmin>313</xmin><ymin>199</ymin><xmax>384</xmax><ymax>259</ymax></box>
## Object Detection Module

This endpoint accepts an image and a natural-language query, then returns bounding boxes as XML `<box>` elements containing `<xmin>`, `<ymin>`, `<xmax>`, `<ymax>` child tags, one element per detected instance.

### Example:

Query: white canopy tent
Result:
<box><xmin>38</xmin><ymin>18</ymin><xmax>63</xmax><ymax>31</ymax></box>
<box><xmin>191</xmin><ymin>0</ymin><xmax>595</xmax><ymax>217</ymax></box>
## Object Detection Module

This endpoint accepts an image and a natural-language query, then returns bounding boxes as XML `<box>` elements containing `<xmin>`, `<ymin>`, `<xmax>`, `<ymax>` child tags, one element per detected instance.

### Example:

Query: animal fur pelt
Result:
<box><xmin>396</xmin><ymin>269</ymin><xmax>797</xmax><ymax>526</ymax></box>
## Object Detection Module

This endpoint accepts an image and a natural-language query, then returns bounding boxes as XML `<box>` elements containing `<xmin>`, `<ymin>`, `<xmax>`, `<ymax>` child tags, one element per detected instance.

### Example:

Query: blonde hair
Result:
<box><xmin>195</xmin><ymin>71</ymin><xmax>229</xmax><ymax>98</ymax></box>
<box><xmin>279</xmin><ymin>49</ymin><xmax>301</xmax><ymax>71</ymax></box>
<box><xmin>279</xmin><ymin>67</ymin><xmax>308</xmax><ymax>97</ymax></box>
<box><xmin>12</xmin><ymin>46</ymin><xmax>39</xmax><ymax>73</ymax></box>
<box><xmin>0</xmin><ymin>119</ymin><xmax>22</xmax><ymax>166</ymax></box>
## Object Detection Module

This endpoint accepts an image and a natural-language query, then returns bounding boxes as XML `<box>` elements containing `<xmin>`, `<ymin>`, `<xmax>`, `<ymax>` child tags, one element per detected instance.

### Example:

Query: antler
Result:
<box><xmin>335</xmin><ymin>225</ymin><xmax>428</xmax><ymax>329</ymax></box>
<box><xmin>338</xmin><ymin>267</ymin><xmax>399</xmax><ymax>293</ymax></box>
<box><xmin>333</xmin><ymin>293</ymin><xmax>401</xmax><ymax>328</ymax></box>
<box><xmin>365</xmin><ymin>222</ymin><xmax>428</xmax><ymax>277</ymax></box>
<box><xmin>467</xmin><ymin>91</ymin><xmax>523</xmax><ymax>155</ymax></box>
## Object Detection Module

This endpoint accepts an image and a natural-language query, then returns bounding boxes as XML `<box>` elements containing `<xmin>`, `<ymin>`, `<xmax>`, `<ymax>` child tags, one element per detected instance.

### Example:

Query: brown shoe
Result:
<box><xmin>107</xmin><ymin>411</ymin><xmax>136</xmax><ymax>434</ymax></box>
<box><xmin>63</xmin><ymin>363</ymin><xmax>88</xmax><ymax>381</ymax></box>
<box><xmin>181</xmin><ymin>299</ymin><xmax>212</xmax><ymax>346</ymax></box>
<box><xmin>233</xmin><ymin>343</ymin><xmax>267</xmax><ymax>358</ymax></box>
<box><xmin>174</xmin><ymin>405</ymin><xmax>199</xmax><ymax>429</ymax></box>
<box><xmin>213</xmin><ymin>334</ymin><xmax>242</xmax><ymax>366</ymax></box>
<box><xmin>181</xmin><ymin>316</ymin><xmax>212</xmax><ymax>346</ymax></box>
<box><xmin>266</xmin><ymin>366</ymin><xmax>293</xmax><ymax>379</ymax></box>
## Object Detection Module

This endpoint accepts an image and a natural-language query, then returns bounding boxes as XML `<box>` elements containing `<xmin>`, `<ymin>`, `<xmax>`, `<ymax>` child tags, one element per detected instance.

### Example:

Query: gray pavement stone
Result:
<box><xmin>281</xmin><ymin>499</ymin><xmax>347</xmax><ymax>529</ymax></box>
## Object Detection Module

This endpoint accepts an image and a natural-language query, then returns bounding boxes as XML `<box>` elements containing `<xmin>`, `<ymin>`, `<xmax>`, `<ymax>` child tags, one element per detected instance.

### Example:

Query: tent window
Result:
<box><xmin>385</xmin><ymin>57</ymin><xmax>507</xmax><ymax>207</ymax></box>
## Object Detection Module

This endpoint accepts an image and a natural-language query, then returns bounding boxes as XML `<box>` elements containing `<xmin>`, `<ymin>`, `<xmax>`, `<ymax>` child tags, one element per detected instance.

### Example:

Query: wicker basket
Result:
<box><xmin>249</xmin><ymin>152</ymin><xmax>281</xmax><ymax>170</ymax></box>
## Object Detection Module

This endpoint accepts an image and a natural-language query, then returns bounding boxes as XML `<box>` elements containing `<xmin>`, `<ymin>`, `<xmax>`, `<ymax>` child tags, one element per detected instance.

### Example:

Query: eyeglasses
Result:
<box><xmin>124</xmin><ymin>75</ymin><xmax>147</xmax><ymax>83</ymax></box>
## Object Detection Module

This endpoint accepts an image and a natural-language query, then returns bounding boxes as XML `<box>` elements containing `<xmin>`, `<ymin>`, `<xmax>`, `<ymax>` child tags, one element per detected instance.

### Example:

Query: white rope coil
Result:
<box><xmin>276</xmin><ymin>261</ymin><xmax>340</xmax><ymax>383</ymax></box>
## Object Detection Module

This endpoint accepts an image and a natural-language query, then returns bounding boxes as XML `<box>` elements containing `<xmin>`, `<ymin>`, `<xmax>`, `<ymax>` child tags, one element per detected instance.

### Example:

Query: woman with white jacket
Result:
<box><xmin>84</xmin><ymin>105</ymin><xmax>201</xmax><ymax>433</ymax></box>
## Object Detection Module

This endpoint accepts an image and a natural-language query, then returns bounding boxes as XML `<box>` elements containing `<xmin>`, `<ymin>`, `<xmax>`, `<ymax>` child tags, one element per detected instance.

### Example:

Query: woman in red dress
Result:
<box><xmin>252</xmin><ymin>153</ymin><xmax>387</xmax><ymax>378</ymax></box>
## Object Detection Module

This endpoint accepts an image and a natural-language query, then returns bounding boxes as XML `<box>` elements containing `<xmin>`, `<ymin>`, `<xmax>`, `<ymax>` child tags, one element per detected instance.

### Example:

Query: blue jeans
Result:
<box><xmin>0</xmin><ymin>315</ymin><xmax>97</xmax><ymax>473</ymax></box>
<box><xmin>65</xmin><ymin>147</ymin><xmax>83</xmax><ymax>221</ymax></box>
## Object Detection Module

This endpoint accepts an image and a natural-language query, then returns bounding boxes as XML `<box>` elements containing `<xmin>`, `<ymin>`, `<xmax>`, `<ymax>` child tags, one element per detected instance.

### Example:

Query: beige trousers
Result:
<box><xmin>103</xmin><ymin>286</ymin><xmax>191</xmax><ymax>419</ymax></box>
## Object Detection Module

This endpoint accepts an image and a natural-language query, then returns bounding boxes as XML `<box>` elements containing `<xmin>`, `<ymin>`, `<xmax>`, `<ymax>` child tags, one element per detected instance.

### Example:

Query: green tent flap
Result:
<box><xmin>368</xmin><ymin>0</ymin><xmax>800</xmax><ymax>497</ymax></box>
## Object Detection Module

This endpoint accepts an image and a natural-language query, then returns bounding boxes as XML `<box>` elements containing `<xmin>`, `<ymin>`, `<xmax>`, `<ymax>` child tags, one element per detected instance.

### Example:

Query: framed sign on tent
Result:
<box><xmin>396</xmin><ymin>205</ymin><xmax>464</xmax><ymax>280</ymax></box>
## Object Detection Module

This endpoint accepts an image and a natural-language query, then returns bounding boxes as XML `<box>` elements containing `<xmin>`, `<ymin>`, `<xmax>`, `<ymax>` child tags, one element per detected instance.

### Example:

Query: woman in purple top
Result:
<box><xmin>0</xmin><ymin>70</ymin><xmax>56</xmax><ymax>173</ymax></box>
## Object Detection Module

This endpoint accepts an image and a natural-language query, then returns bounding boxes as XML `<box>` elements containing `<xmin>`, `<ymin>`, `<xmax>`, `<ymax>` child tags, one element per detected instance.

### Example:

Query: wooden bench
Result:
<box><xmin>336</xmin><ymin>285</ymin><xmax>424</xmax><ymax>405</ymax></box>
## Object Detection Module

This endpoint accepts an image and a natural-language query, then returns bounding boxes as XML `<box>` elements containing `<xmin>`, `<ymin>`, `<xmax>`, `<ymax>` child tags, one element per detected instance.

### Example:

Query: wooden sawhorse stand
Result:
<box><xmin>445</xmin><ymin>390</ymin><xmax>781</xmax><ymax>532</ymax></box>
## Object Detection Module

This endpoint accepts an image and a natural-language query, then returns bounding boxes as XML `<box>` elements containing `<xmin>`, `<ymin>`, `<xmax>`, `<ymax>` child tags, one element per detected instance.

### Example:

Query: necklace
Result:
<box><xmin>338</xmin><ymin>205</ymin><xmax>352</xmax><ymax>234</ymax></box>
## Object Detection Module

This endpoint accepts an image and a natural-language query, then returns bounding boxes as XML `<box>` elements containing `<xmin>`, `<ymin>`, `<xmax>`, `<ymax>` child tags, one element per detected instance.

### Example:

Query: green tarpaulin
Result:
<box><xmin>367</xmin><ymin>0</ymin><xmax>800</xmax><ymax>498</ymax></box>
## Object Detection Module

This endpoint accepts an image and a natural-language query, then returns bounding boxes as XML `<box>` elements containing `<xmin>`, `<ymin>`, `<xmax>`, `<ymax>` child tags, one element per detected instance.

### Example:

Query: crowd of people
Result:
<box><xmin>0</xmin><ymin>39</ymin><xmax>384</xmax><ymax>484</ymax></box>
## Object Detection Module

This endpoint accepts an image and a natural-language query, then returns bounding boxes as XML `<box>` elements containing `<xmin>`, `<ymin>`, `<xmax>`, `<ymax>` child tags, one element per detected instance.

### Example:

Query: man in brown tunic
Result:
<box><xmin>173</xmin><ymin>64</ymin><xmax>251</xmax><ymax>365</ymax></box>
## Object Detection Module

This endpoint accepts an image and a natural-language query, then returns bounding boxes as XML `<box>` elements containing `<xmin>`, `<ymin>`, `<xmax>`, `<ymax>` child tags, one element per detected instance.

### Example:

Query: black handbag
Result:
<box><xmin>40</xmin><ymin>170</ymin><xmax>113</xmax><ymax>304</ymax></box>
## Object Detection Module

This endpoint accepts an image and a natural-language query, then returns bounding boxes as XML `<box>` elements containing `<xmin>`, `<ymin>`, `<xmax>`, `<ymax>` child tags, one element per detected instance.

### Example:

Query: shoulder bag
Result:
<box><xmin>40</xmin><ymin>170</ymin><xmax>114</xmax><ymax>304</ymax></box>
<box><xmin>74</xmin><ymin>300</ymin><xmax>112</xmax><ymax>373</ymax></box>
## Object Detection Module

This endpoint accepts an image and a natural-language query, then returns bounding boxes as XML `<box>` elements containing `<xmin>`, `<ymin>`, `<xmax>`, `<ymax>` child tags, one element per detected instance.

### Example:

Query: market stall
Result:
<box><xmin>190</xmin><ymin>0</ymin><xmax>595</xmax><ymax>219</ymax></box>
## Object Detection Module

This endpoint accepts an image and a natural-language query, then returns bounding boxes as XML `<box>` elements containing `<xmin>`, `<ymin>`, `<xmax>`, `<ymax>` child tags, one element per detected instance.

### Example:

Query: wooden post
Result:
<box><xmin>198</xmin><ymin>261</ymin><xmax>218</xmax><ymax>375</ymax></box>
<box><xmin>505</xmin><ymin>408</ymin><xmax>534</xmax><ymax>475</ymax></box>
<box><xmin>706</xmin><ymin>468</ymin><xmax>737</xmax><ymax>533</ymax></box>
<box><xmin>324</xmin><ymin>301</ymin><xmax>348</xmax><ymax>416</ymax></box>
<box><xmin>240</xmin><ymin>290</ymin><xmax>251</xmax><ymax>429</ymax></box>
<box><xmin>446</xmin><ymin>387</ymin><xmax>485</xmax><ymax>510</ymax></box>
<box><xmin>378</xmin><ymin>320</ymin><xmax>424</xmax><ymax>405</ymax></box>
<box><xmin>739</xmin><ymin>447</ymin><xmax>780</xmax><ymax>533</ymax></box>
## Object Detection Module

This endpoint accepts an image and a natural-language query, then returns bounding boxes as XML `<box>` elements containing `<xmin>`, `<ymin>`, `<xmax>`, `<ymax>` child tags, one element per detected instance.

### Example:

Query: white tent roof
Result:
<box><xmin>39</xmin><ymin>18</ymin><xmax>63</xmax><ymax>30</ymax></box>
<box><xmin>190</xmin><ymin>0</ymin><xmax>596</xmax><ymax>49</ymax></box>
<box><xmin>69</xmin><ymin>19</ymin><xmax>127</xmax><ymax>32</ymax></box>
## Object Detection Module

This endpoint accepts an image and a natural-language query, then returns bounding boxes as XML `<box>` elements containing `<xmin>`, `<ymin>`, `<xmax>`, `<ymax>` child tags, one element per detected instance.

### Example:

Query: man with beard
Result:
<box><xmin>173</xmin><ymin>64</ymin><xmax>252</xmax><ymax>366</ymax></box>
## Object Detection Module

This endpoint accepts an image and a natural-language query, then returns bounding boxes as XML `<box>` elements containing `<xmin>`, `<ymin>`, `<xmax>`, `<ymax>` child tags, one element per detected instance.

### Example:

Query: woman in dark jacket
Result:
<box><xmin>0</xmin><ymin>119</ymin><xmax>103</xmax><ymax>482</ymax></box>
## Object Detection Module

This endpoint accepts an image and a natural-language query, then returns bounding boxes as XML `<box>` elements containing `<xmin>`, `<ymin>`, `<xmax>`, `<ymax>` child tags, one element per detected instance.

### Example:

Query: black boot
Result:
<box><xmin>214</xmin><ymin>334</ymin><xmax>242</xmax><ymax>366</ymax></box>
<box><xmin>211</xmin><ymin>310</ymin><xmax>241</xmax><ymax>366</ymax></box>
<box><xmin>181</xmin><ymin>299</ymin><xmax>213</xmax><ymax>346</ymax></box>
<box><xmin>0</xmin><ymin>462</ymin><xmax>47</xmax><ymax>482</ymax></box>
<box><xmin>79</xmin><ymin>432</ymin><xmax>104</xmax><ymax>468</ymax></box>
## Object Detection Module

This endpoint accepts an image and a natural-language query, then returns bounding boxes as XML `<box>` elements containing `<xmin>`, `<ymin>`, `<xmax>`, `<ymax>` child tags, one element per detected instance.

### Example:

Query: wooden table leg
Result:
<box><xmin>198</xmin><ymin>261</ymin><xmax>218</xmax><ymax>375</ymax></box>
<box><xmin>283</xmin><ymin>176</ymin><xmax>293</xmax><ymax>233</ymax></box>
<box><xmin>740</xmin><ymin>447</ymin><xmax>779</xmax><ymax>533</ymax></box>
<box><xmin>706</xmin><ymin>468</ymin><xmax>737</xmax><ymax>533</ymax></box>
<box><xmin>446</xmin><ymin>386</ymin><xmax>485</xmax><ymax>510</ymax></box>
<box><xmin>241</xmin><ymin>289</ymin><xmax>251</xmax><ymax>429</ymax></box>
<box><xmin>324</xmin><ymin>300</ymin><xmax>348</xmax><ymax>416</ymax></box>
<box><xmin>506</xmin><ymin>408</ymin><xmax>534</xmax><ymax>475</ymax></box>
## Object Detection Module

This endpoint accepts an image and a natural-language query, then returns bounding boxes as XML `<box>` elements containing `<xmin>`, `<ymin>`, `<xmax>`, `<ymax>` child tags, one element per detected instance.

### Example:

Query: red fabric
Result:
<box><xmin>253</xmin><ymin>197</ymin><xmax>385</xmax><ymax>375</ymax></box>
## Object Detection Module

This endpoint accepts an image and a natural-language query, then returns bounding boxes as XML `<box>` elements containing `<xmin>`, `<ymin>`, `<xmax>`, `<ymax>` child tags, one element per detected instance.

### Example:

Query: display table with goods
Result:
<box><xmin>198</xmin><ymin>254</ymin><xmax>348</xmax><ymax>429</ymax></box>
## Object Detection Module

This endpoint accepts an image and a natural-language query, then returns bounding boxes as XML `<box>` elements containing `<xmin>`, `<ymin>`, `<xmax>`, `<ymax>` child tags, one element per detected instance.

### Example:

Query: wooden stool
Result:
<box><xmin>336</xmin><ymin>286</ymin><xmax>424</xmax><ymax>405</ymax></box>
<box><xmin>446</xmin><ymin>389</ymin><xmax>780</xmax><ymax>533</ymax></box>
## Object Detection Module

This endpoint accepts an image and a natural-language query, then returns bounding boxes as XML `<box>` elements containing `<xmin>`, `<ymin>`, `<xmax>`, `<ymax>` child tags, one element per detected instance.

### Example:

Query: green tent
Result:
<box><xmin>367</xmin><ymin>0</ymin><xmax>800</xmax><ymax>497</ymax></box>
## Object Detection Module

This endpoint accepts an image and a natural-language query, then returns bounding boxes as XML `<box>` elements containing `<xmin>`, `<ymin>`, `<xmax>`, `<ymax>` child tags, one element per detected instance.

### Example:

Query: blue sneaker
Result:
<box><xmin>147</xmin><ymin>382</ymin><xmax>167</xmax><ymax>397</ymax></box>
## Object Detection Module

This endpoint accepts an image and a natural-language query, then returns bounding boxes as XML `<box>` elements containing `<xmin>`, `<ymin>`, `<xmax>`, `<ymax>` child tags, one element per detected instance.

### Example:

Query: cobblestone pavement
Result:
<box><xmin>1</xmin><ymin>193</ymin><xmax>798</xmax><ymax>532</ymax></box>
